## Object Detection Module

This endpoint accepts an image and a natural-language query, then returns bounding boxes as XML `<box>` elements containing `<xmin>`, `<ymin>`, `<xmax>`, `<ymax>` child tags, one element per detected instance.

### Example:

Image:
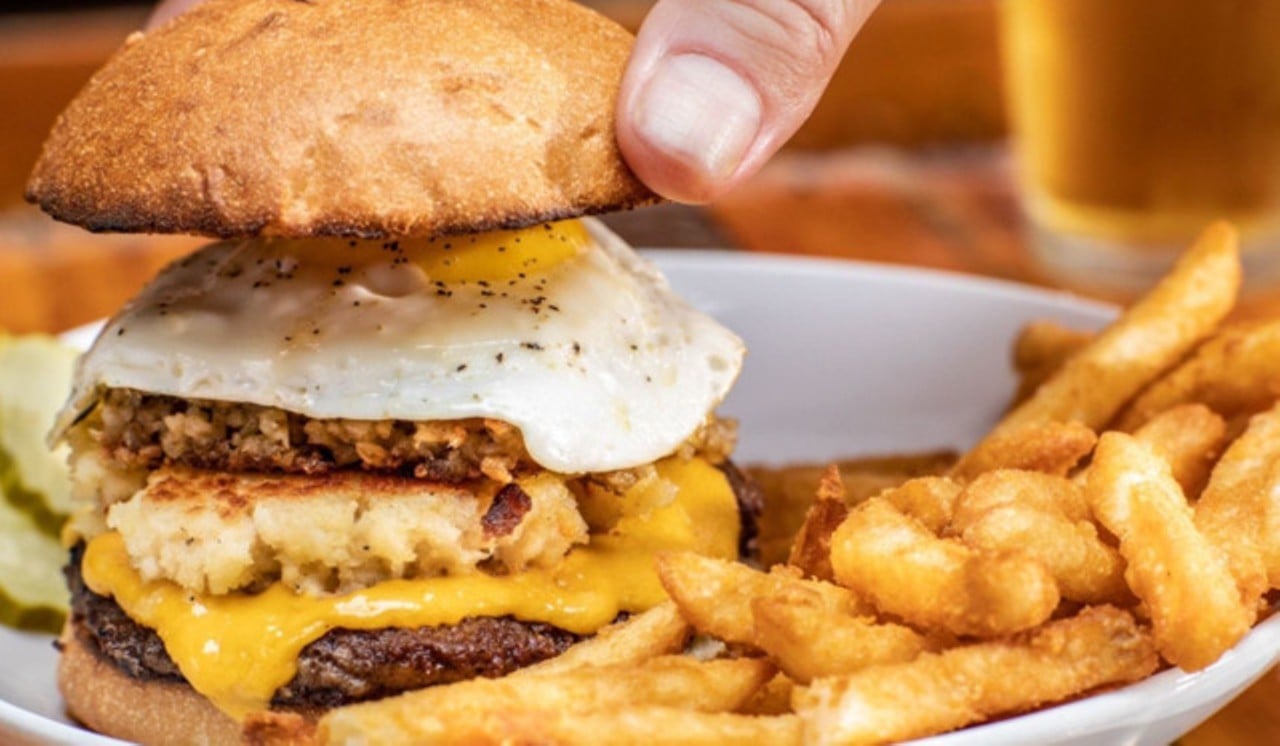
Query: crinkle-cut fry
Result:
<box><xmin>879</xmin><ymin>476</ymin><xmax>962</xmax><ymax>535</ymax></box>
<box><xmin>386</xmin><ymin>708</ymin><xmax>804</xmax><ymax>746</ymax></box>
<box><xmin>318</xmin><ymin>656</ymin><xmax>776</xmax><ymax>744</ymax></box>
<box><xmin>1089</xmin><ymin>432</ymin><xmax>1253</xmax><ymax>670</ymax></box>
<box><xmin>750</xmin><ymin>452</ymin><xmax>958</xmax><ymax>568</ymax></box>
<box><xmin>520</xmin><ymin>602</ymin><xmax>688</xmax><ymax>676</ymax></box>
<box><xmin>831</xmin><ymin>498</ymin><xmax>1059</xmax><ymax>638</ymax></box>
<box><xmin>955</xmin><ymin>221</ymin><xmax>1239</xmax><ymax>476</ymax></box>
<box><xmin>793</xmin><ymin>606</ymin><xmax>1157</xmax><ymax>746</ymax></box>
<box><xmin>787</xmin><ymin>465</ymin><xmax>849</xmax><ymax>582</ymax></box>
<box><xmin>1116</xmin><ymin>318</ymin><xmax>1280</xmax><ymax>431</ymax></box>
<box><xmin>751</xmin><ymin>588</ymin><xmax>932</xmax><ymax>683</ymax></box>
<box><xmin>740</xmin><ymin>672</ymin><xmax>798</xmax><ymax>716</ymax></box>
<box><xmin>952</xmin><ymin>471</ymin><xmax>1129</xmax><ymax>605</ymax></box>
<box><xmin>954</xmin><ymin>469</ymin><xmax>1091</xmax><ymax>523</ymax></box>
<box><xmin>1014</xmin><ymin>320</ymin><xmax>1095</xmax><ymax>372</ymax></box>
<box><xmin>657</xmin><ymin>552</ymin><xmax>868</xmax><ymax>645</ymax></box>
<box><xmin>1194</xmin><ymin>401</ymin><xmax>1280</xmax><ymax>600</ymax></box>
<box><xmin>1131</xmin><ymin>404</ymin><xmax>1226</xmax><ymax>500</ymax></box>
<box><xmin>1011</xmin><ymin>320</ymin><xmax>1095</xmax><ymax>407</ymax></box>
<box><xmin>950</xmin><ymin>421</ymin><xmax>1097</xmax><ymax>482</ymax></box>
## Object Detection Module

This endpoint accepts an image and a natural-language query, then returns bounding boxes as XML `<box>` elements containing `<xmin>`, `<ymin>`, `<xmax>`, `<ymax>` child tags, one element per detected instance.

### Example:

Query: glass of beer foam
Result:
<box><xmin>1000</xmin><ymin>0</ymin><xmax>1280</xmax><ymax>295</ymax></box>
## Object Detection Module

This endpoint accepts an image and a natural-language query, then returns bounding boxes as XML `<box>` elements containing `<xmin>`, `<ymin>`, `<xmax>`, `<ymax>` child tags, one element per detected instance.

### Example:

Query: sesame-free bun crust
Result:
<box><xmin>26</xmin><ymin>0</ymin><xmax>658</xmax><ymax>238</ymax></box>
<box><xmin>58</xmin><ymin>629</ymin><xmax>242</xmax><ymax>746</ymax></box>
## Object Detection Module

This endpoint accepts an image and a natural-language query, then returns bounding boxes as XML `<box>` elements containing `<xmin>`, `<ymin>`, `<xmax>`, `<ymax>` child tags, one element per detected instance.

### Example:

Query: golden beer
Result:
<box><xmin>1001</xmin><ymin>0</ymin><xmax>1280</xmax><ymax>289</ymax></box>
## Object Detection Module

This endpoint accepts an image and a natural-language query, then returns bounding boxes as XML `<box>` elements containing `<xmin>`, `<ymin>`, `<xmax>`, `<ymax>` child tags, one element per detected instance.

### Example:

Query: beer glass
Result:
<box><xmin>1001</xmin><ymin>1</ymin><xmax>1280</xmax><ymax>294</ymax></box>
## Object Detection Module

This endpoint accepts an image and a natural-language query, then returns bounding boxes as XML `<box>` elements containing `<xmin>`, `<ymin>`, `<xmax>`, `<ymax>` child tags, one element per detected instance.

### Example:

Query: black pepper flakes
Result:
<box><xmin>522</xmin><ymin>342</ymin><xmax>544</xmax><ymax>351</ymax></box>
<box><xmin>456</xmin><ymin>364</ymin><xmax>468</xmax><ymax>372</ymax></box>
<box><xmin>496</xmin><ymin>352</ymin><xmax>505</xmax><ymax>363</ymax></box>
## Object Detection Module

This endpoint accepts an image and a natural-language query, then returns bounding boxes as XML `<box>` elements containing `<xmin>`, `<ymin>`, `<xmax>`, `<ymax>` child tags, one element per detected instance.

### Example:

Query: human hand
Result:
<box><xmin>147</xmin><ymin>0</ymin><xmax>879</xmax><ymax>204</ymax></box>
<box><xmin>616</xmin><ymin>0</ymin><xmax>880</xmax><ymax>203</ymax></box>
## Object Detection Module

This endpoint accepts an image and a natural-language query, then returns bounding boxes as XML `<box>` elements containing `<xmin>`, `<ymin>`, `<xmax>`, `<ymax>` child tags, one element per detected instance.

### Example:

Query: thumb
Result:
<box><xmin>617</xmin><ymin>0</ymin><xmax>879</xmax><ymax>203</ymax></box>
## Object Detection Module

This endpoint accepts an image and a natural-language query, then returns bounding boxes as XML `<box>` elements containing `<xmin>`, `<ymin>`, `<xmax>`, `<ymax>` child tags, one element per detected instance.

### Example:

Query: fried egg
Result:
<box><xmin>59</xmin><ymin>219</ymin><xmax>744</xmax><ymax>473</ymax></box>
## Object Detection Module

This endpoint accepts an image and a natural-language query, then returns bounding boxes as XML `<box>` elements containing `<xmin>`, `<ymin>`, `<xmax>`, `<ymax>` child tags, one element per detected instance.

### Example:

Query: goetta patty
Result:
<box><xmin>87</xmin><ymin>388</ymin><xmax>736</xmax><ymax>482</ymax></box>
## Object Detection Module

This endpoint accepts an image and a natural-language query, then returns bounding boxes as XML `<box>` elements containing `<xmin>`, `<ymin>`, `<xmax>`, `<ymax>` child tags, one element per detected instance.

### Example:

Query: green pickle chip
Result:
<box><xmin>0</xmin><ymin>334</ymin><xmax>77</xmax><ymax>633</ymax></box>
<box><xmin>0</xmin><ymin>487</ymin><xmax>68</xmax><ymax>633</ymax></box>
<box><xmin>0</xmin><ymin>334</ymin><xmax>77</xmax><ymax>518</ymax></box>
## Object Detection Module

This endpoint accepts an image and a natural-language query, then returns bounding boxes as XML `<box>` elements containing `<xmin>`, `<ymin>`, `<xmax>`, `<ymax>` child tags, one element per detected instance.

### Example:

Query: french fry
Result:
<box><xmin>787</xmin><ymin>466</ymin><xmax>849</xmax><ymax>581</ymax></box>
<box><xmin>751</xmin><ymin>587</ymin><xmax>931</xmax><ymax>683</ymax></box>
<box><xmin>319</xmin><ymin>656</ymin><xmax>776</xmax><ymax>744</ymax></box>
<box><xmin>793</xmin><ymin>606</ymin><xmax>1157</xmax><ymax>746</ymax></box>
<box><xmin>955</xmin><ymin>222</ymin><xmax>1240</xmax><ymax>475</ymax></box>
<box><xmin>952</xmin><ymin>471</ymin><xmax>1129</xmax><ymax>605</ymax></box>
<box><xmin>831</xmin><ymin>498</ymin><xmax>1059</xmax><ymax>638</ymax></box>
<box><xmin>520</xmin><ymin>602</ymin><xmax>689</xmax><ymax>676</ymax></box>
<box><xmin>950</xmin><ymin>421</ymin><xmax>1097</xmax><ymax>482</ymax></box>
<box><xmin>1116</xmin><ymin>319</ymin><xmax>1280</xmax><ymax>431</ymax></box>
<box><xmin>1131</xmin><ymin>404</ymin><xmax>1226</xmax><ymax>499</ymax></box>
<box><xmin>414</xmin><ymin>708</ymin><xmax>803</xmax><ymax>746</ymax></box>
<box><xmin>879</xmin><ymin>476</ymin><xmax>962</xmax><ymax>534</ymax></box>
<box><xmin>1194</xmin><ymin>401</ymin><xmax>1280</xmax><ymax>602</ymax></box>
<box><xmin>1010</xmin><ymin>320</ymin><xmax>1095</xmax><ymax>406</ymax></box>
<box><xmin>1088</xmin><ymin>432</ymin><xmax>1253</xmax><ymax>670</ymax></box>
<box><xmin>751</xmin><ymin>452</ymin><xmax>958</xmax><ymax>568</ymax></box>
<box><xmin>656</xmin><ymin>552</ymin><xmax>868</xmax><ymax>644</ymax></box>
<box><xmin>739</xmin><ymin>673</ymin><xmax>798</xmax><ymax>716</ymax></box>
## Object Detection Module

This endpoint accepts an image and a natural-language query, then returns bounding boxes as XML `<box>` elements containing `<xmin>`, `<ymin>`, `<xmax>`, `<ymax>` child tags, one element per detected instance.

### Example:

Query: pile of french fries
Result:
<box><xmin>247</xmin><ymin>222</ymin><xmax>1280</xmax><ymax>745</ymax></box>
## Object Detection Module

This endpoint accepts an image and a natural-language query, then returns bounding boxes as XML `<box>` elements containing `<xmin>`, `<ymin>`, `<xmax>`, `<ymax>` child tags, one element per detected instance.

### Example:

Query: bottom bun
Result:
<box><xmin>59</xmin><ymin>628</ymin><xmax>241</xmax><ymax>746</ymax></box>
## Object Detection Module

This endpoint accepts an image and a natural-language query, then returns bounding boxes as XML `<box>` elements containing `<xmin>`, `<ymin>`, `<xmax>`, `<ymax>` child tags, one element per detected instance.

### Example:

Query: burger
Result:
<box><xmin>25</xmin><ymin>0</ymin><xmax>754</xmax><ymax>743</ymax></box>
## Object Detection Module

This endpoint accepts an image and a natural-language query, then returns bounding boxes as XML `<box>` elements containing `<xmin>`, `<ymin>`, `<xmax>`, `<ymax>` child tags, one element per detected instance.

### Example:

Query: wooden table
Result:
<box><xmin>3</xmin><ymin>144</ymin><xmax>1276</xmax><ymax>744</ymax></box>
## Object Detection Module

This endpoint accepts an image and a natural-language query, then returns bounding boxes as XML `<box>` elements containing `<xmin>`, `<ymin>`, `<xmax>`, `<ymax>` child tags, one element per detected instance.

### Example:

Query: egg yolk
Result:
<box><xmin>415</xmin><ymin>220</ymin><xmax>590</xmax><ymax>283</ymax></box>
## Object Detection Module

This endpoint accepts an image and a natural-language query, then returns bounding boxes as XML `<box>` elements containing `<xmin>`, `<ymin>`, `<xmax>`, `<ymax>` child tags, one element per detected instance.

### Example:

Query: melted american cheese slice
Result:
<box><xmin>81</xmin><ymin>457</ymin><xmax>740</xmax><ymax>720</ymax></box>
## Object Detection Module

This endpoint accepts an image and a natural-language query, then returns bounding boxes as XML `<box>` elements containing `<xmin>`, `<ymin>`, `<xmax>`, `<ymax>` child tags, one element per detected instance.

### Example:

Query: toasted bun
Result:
<box><xmin>59</xmin><ymin>629</ymin><xmax>241</xmax><ymax>746</ymax></box>
<box><xmin>26</xmin><ymin>0</ymin><xmax>658</xmax><ymax>238</ymax></box>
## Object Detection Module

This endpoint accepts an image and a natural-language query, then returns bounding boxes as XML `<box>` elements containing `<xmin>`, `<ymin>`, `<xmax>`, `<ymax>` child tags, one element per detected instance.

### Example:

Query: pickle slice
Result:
<box><xmin>0</xmin><ymin>335</ymin><xmax>77</xmax><ymax>526</ymax></box>
<box><xmin>0</xmin><ymin>487</ymin><xmax>67</xmax><ymax>633</ymax></box>
<box><xmin>0</xmin><ymin>334</ymin><xmax>77</xmax><ymax>633</ymax></box>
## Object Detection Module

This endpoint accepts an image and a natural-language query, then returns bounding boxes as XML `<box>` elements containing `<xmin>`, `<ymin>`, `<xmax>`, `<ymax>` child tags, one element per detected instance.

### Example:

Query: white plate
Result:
<box><xmin>2</xmin><ymin>251</ymin><xmax>1277</xmax><ymax>745</ymax></box>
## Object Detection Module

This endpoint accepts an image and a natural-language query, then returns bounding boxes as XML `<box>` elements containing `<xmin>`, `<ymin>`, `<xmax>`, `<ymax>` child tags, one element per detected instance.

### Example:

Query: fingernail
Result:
<box><xmin>632</xmin><ymin>53</ymin><xmax>762</xmax><ymax>181</ymax></box>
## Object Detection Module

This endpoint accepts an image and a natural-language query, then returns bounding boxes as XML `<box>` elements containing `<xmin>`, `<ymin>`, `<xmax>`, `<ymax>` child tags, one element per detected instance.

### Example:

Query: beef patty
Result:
<box><xmin>64</xmin><ymin>545</ymin><xmax>580</xmax><ymax>710</ymax></box>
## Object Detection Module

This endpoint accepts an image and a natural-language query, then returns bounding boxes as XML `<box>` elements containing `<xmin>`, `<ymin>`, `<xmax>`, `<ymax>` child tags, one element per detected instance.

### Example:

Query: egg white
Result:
<box><xmin>59</xmin><ymin>220</ymin><xmax>744</xmax><ymax>473</ymax></box>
